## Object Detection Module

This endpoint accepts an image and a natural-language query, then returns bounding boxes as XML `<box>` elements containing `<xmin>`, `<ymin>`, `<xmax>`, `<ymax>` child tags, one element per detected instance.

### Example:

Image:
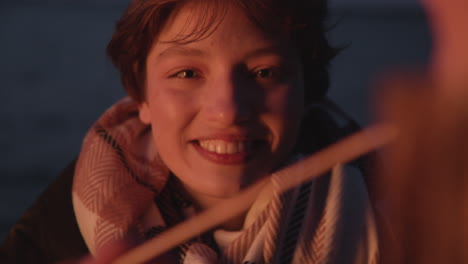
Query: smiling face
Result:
<box><xmin>139</xmin><ymin>3</ymin><xmax>304</xmax><ymax>207</ymax></box>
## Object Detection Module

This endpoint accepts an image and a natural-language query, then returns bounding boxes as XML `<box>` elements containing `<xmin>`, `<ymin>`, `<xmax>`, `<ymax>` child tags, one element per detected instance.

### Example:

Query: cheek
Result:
<box><xmin>265</xmin><ymin>84</ymin><xmax>304</xmax><ymax>120</ymax></box>
<box><xmin>146</xmin><ymin>84</ymin><xmax>197</xmax><ymax>124</ymax></box>
<box><xmin>145</xmin><ymin>84</ymin><xmax>199</xmax><ymax>149</ymax></box>
<box><xmin>264</xmin><ymin>84</ymin><xmax>304</xmax><ymax>148</ymax></box>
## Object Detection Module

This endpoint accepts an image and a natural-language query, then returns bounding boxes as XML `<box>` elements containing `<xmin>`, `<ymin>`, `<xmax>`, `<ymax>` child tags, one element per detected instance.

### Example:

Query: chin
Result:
<box><xmin>201</xmin><ymin>179</ymin><xmax>245</xmax><ymax>198</ymax></box>
<box><xmin>185</xmin><ymin>175</ymin><xmax>249</xmax><ymax>201</ymax></box>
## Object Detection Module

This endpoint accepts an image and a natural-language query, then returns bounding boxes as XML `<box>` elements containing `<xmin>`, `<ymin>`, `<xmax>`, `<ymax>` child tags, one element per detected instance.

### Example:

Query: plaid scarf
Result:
<box><xmin>72</xmin><ymin>97</ymin><xmax>379</xmax><ymax>263</ymax></box>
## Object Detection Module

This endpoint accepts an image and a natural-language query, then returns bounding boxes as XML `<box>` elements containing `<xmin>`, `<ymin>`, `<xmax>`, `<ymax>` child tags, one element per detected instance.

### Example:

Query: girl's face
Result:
<box><xmin>139</xmin><ymin>3</ymin><xmax>304</xmax><ymax>205</ymax></box>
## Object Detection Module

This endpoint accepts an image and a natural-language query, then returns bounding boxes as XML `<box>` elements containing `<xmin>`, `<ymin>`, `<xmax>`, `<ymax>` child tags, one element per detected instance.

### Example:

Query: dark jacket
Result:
<box><xmin>0</xmin><ymin>161</ymin><xmax>89</xmax><ymax>263</ymax></box>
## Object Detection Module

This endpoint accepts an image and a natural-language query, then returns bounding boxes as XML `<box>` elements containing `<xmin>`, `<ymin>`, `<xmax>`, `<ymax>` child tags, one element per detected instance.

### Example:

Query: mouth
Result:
<box><xmin>198</xmin><ymin>140</ymin><xmax>251</xmax><ymax>154</ymax></box>
<box><xmin>192</xmin><ymin>139</ymin><xmax>265</xmax><ymax>164</ymax></box>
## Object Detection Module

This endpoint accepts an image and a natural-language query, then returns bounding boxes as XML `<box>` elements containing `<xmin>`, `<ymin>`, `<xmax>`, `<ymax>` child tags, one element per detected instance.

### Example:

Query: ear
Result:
<box><xmin>138</xmin><ymin>102</ymin><xmax>152</xmax><ymax>125</ymax></box>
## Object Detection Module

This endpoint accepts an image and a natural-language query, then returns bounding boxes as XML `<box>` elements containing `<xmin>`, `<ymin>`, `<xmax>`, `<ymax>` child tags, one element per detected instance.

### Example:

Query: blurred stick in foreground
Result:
<box><xmin>113</xmin><ymin>123</ymin><xmax>398</xmax><ymax>264</ymax></box>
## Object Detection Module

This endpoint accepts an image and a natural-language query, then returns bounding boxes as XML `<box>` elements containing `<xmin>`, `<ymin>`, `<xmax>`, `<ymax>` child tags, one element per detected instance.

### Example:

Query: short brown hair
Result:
<box><xmin>107</xmin><ymin>0</ymin><xmax>337</xmax><ymax>104</ymax></box>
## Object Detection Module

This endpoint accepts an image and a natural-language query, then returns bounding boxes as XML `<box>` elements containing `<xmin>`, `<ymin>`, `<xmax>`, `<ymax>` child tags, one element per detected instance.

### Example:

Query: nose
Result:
<box><xmin>202</xmin><ymin>73</ymin><xmax>254</xmax><ymax>126</ymax></box>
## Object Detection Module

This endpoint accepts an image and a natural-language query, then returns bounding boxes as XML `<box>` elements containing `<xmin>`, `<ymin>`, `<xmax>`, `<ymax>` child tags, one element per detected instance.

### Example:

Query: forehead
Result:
<box><xmin>163</xmin><ymin>3</ymin><xmax>255</xmax><ymax>40</ymax></box>
<box><xmin>153</xmin><ymin>2</ymin><xmax>296</xmax><ymax>55</ymax></box>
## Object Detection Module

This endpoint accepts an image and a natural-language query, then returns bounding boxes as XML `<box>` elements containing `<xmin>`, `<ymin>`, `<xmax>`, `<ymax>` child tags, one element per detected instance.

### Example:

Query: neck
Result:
<box><xmin>180</xmin><ymin>184</ymin><xmax>246</xmax><ymax>231</ymax></box>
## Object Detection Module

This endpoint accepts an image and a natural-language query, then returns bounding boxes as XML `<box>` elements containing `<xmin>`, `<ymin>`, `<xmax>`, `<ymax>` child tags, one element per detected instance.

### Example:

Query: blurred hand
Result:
<box><xmin>422</xmin><ymin>0</ymin><xmax>468</xmax><ymax>90</ymax></box>
<box><xmin>377</xmin><ymin>75</ymin><xmax>468</xmax><ymax>264</ymax></box>
<box><xmin>375</xmin><ymin>1</ymin><xmax>468</xmax><ymax>263</ymax></box>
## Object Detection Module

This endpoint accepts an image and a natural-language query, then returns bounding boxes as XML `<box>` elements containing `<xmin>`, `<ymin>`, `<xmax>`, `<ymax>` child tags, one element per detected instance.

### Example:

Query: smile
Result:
<box><xmin>193</xmin><ymin>139</ymin><xmax>265</xmax><ymax>164</ymax></box>
<box><xmin>198</xmin><ymin>140</ymin><xmax>250</xmax><ymax>154</ymax></box>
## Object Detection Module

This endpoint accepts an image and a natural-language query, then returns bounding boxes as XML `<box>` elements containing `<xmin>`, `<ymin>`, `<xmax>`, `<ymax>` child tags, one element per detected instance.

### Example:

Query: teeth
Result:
<box><xmin>216</xmin><ymin>143</ymin><xmax>226</xmax><ymax>154</ymax></box>
<box><xmin>199</xmin><ymin>140</ymin><xmax>250</xmax><ymax>154</ymax></box>
<box><xmin>208</xmin><ymin>143</ymin><xmax>216</xmax><ymax>152</ymax></box>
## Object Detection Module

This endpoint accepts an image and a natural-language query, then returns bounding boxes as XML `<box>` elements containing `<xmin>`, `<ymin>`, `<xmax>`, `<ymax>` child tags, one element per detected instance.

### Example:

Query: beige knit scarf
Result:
<box><xmin>72</xmin><ymin>97</ymin><xmax>380</xmax><ymax>263</ymax></box>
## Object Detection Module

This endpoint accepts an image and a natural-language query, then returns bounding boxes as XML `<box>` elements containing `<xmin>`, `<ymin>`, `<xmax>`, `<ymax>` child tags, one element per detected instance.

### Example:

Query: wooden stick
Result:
<box><xmin>113</xmin><ymin>123</ymin><xmax>398</xmax><ymax>264</ymax></box>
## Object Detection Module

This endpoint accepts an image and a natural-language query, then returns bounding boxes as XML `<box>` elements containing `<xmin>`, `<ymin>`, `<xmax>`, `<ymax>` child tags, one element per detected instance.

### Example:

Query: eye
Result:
<box><xmin>255</xmin><ymin>68</ymin><xmax>276</xmax><ymax>79</ymax></box>
<box><xmin>252</xmin><ymin>67</ymin><xmax>287</xmax><ymax>83</ymax></box>
<box><xmin>172</xmin><ymin>69</ymin><xmax>198</xmax><ymax>79</ymax></box>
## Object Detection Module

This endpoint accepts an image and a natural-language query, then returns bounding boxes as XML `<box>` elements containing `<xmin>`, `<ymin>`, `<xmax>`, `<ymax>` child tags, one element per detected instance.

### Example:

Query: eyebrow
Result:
<box><xmin>243</xmin><ymin>46</ymin><xmax>287</xmax><ymax>61</ymax></box>
<box><xmin>156</xmin><ymin>44</ymin><xmax>288</xmax><ymax>61</ymax></box>
<box><xmin>156</xmin><ymin>45</ymin><xmax>208</xmax><ymax>60</ymax></box>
